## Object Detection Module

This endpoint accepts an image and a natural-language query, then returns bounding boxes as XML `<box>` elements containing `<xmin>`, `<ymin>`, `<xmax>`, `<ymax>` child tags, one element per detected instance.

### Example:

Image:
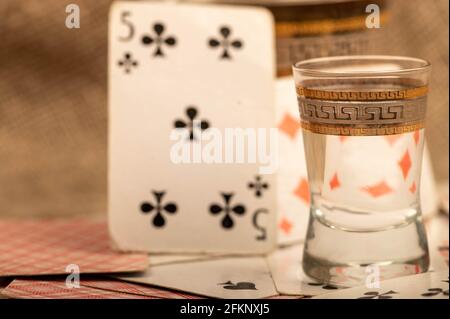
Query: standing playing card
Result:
<box><xmin>108</xmin><ymin>2</ymin><xmax>277</xmax><ymax>253</ymax></box>
<box><xmin>275</xmin><ymin>77</ymin><xmax>309</xmax><ymax>245</ymax></box>
<box><xmin>115</xmin><ymin>257</ymin><xmax>278</xmax><ymax>299</ymax></box>
<box><xmin>312</xmin><ymin>271</ymin><xmax>449</xmax><ymax>299</ymax></box>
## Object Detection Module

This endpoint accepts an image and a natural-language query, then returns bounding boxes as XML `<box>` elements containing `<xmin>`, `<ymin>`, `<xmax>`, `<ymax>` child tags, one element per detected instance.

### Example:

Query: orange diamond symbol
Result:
<box><xmin>339</xmin><ymin>136</ymin><xmax>349</xmax><ymax>143</ymax></box>
<box><xmin>409</xmin><ymin>182</ymin><xmax>417</xmax><ymax>194</ymax></box>
<box><xmin>293</xmin><ymin>178</ymin><xmax>310</xmax><ymax>204</ymax></box>
<box><xmin>413</xmin><ymin>130</ymin><xmax>420</xmax><ymax>145</ymax></box>
<box><xmin>278</xmin><ymin>113</ymin><xmax>300</xmax><ymax>139</ymax></box>
<box><xmin>398</xmin><ymin>150</ymin><xmax>412</xmax><ymax>180</ymax></box>
<box><xmin>384</xmin><ymin>135</ymin><xmax>402</xmax><ymax>146</ymax></box>
<box><xmin>361</xmin><ymin>181</ymin><xmax>393</xmax><ymax>198</ymax></box>
<box><xmin>279</xmin><ymin>217</ymin><xmax>293</xmax><ymax>235</ymax></box>
<box><xmin>329</xmin><ymin>173</ymin><xmax>341</xmax><ymax>190</ymax></box>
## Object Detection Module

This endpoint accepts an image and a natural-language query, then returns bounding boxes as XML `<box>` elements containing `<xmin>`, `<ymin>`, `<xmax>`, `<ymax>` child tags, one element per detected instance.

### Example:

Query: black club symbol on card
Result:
<box><xmin>140</xmin><ymin>191</ymin><xmax>177</xmax><ymax>228</ymax></box>
<box><xmin>208</xmin><ymin>26</ymin><xmax>243</xmax><ymax>60</ymax></box>
<box><xmin>141</xmin><ymin>23</ymin><xmax>176</xmax><ymax>57</ymax></box>
<box><xmin>117</xmin><ymin>52</ymin><xmax>138</xmax><ymax>73</ymax></box>
<box><xmin>209</xmin><ymin>193</ymin><xmax>246</xmax><ymax>229</ymax></box>
<box><xmin>174</xmin><ymin>106</ymin><xmax>210</xmax><ymax>141</ymax></box>
<box><xmin>218</xmin><ymin>281</ymin><xmax>257</xmax><ymax>290</ymax></box>
<box><xmin>421</xmin><ymin>288</ymin><xmax>449</xmax><ymax>297</ymax></box>
<box><xmin>307</xmin><ymin>282</ymin><xmax>339</xmax><ymax>290</ymax></box>
<box><xmin>248</xmin><ymin>176</ymin><xmax>269</xmax><ymax>198</ymax></box>
<box><xmin>357</xmin><ymin>290</ymin><xmax>398</xmax><ymax>299</ymax></box>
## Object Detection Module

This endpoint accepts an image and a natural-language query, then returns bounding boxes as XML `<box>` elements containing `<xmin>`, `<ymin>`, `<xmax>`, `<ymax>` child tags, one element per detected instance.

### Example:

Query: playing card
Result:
<box><xmin>115</xmin><ymin>257</ymin><xmax>278</xmax><ymax>299</ymax></box>
<box><xmin>313</xmin><ymin>271</ymin><xmax>449</xmax><ymax>299</ymax></box>
<box><xmin>81</xmin><ymin>277</ymin><xmax>203</xmax><ymax>299</ymax></box>
<box><xmin>109</xmin><ymin>1</ymin><xmax>277</xmax><ymax>253</ymax></box>
<box><xmin>0</xmin><ymin>219</ymin><xmax>149</xmax><ymax>276</ymax></box>
<box><xmin>426</xmin><ymin>215</ymin><xmax>449</xmax><ymax>272</ymax></box>
<box><xmin>275</xmin><ymin>77</ymin><xmax>309</xmax><ymax>245</ymax></box>
<box><xmin>267</xmin><ymin>244</ymin><xmax>348</xmax><ymax>296</ymax></box>
<box><xmin>2</xmin><ymin>279</ymin><xmax>154</xmax><ymax>299</ymax></box>
<box><xmin>149</xmin><ymin>253</ymin><xmax>226</xmax><ymax>266</ymax></box>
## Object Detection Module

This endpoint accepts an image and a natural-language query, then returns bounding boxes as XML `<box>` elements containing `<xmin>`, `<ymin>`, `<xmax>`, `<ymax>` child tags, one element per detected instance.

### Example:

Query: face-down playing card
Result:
<box><xmin>108</xmin><ymin>1</ymin><xmax>277</xmax><ymax>253</ymax></box>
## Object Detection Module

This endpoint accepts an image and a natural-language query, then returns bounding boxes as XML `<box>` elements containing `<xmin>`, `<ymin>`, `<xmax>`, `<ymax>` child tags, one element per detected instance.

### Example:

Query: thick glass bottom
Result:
<box><xmin>302</xmin><ymin>208</ymin><xmax>430</xmax><ymax>287</ymax></box>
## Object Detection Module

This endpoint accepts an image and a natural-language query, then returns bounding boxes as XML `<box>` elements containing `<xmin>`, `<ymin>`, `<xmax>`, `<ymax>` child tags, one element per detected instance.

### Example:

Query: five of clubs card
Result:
<box><xmin>108</xmin><ymin>1</ymin><xmax>277</xmax><ymax>253</ymax></box>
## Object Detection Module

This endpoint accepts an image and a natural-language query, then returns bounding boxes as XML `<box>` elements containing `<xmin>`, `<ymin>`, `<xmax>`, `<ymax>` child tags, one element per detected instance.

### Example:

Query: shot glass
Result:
<box><xmin>292</xmin><ymin>56</ymin><xmax>431</xmax><ymax>286</ymax></box>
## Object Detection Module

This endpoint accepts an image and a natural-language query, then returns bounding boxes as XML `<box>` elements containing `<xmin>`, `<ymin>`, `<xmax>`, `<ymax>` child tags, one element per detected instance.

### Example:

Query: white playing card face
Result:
<box><xmin>108</xmin><ymin>2</ymin><xmax>277</xmax><ymax>253</ymax></box>
<box><xmin>149</xmin><ymin>253</ymin><xmax>227</xmax><ymax>266</ymax></box>
<box><xmin>313</xmin><ymin>271</ymin><xmax>449</xmax><ymax>299</ymax></box>
<box><xmin>426</xmin><ymin>215</ymin><xmax>449</xmax><ymax>272</ymax></box>
<box><xmin>267</xmin><ymin>244</ymin><xmax>347</xmax><ymax>296</ymax></box>
<box><xmin>115</xmin><ymin>257</ymin><xmax>278</xmax><ymax>299</ymax></box>
<box><xmin>275</xmin><ymin>77</ymin><xmax>309</xmax><ymax>245</ymax></box>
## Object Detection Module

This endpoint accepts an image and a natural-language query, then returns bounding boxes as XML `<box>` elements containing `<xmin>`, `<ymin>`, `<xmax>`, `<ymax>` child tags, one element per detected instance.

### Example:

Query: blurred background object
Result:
<box><xmin>0</xmin><ymin>0</ymin><xmax>448</xmax><ymax>217</ymax></box>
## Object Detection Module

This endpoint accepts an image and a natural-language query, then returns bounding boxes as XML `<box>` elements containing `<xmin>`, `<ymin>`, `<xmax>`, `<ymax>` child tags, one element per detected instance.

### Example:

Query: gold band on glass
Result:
<box><xmin>300</xmin><ymin>121</ymin><xmax>425</xmax><ymax>136</ymax></box>
<box><xmin>296</xmin><ymin>86</ymin><xmax>428</xmax><ymax>101</ymax></box>
<box><xmin>276</xmin><ymin>12</ymin><xmax>389</xmax><ymax>37</ymax></box>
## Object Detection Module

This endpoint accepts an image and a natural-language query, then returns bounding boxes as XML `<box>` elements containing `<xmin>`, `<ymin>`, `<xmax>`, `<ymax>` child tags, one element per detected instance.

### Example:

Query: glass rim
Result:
<box><xmin>292</xmin><ymin>55</ymin><xmax>431</xmax><ymax>78</ymax></box>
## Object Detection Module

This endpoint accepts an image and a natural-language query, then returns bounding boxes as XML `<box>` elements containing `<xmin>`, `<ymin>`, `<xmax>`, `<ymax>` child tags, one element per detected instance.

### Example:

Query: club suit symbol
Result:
<box><xmin>248</xmin><ymin>175</ymin><xmax>269</xmax><ymax>198</ymax></box>
<box><xmin>117</xmin><ymin>52</ymin><xmax>138</xmax><ymax>73</ymax></box>
<box><xmin>141</xmin><ymin>22</ymin><xmax>176</xmax><ymax>57</ymax></box>
<box><xmin>357</xmin><ymin>290</ymin><xmax>398</xmax><ymax>299</ymax></box>
<box><xmin>209</xmin><ymin>193</ymin><xmax>246</xmax><ymax>229</ymax></box>
<box><xmin>208</xmin><ymin>26</ymin><xmax>243</xmax><ymax>60</ymax></box>
<box><xmin>218</xmin><ymin>281</ymin><xmax>257</xmax><ymax>290</ymax></box>
<box><xmin>140</xmin><ymin>191</ymin><xmax>177</xmax><ymax>228</ymax></box>
<box><xmin>174</xmin><ymin>106</ymin><xmax>210</xmax><ymax>141</ymax></box>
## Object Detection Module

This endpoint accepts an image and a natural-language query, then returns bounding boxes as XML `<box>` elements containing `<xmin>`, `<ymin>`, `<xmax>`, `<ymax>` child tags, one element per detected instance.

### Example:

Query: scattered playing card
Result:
<box><xmin>81</xmin><ymin>277</ymin><xmax>203</xmax><ymax>299</ymax></box>
<box><xmin>0</xmin><ymin>219</ymin><xmax>149</xmax><ymax>276</ymax></box>
<box><xmin>2</xmin><ymin>279</ymin><xmax>155</xmax><ymax>299</ymax></box>
<box><xmin>109</xmin><ymin>1</ymin><xmax>277</xmax><ymax>254</ymax></box>
<box><xmin>313</xmin><ymin>271</ymin><xmax>449</xmax><ymax>299</ymax></box>
<box><xmin>426</xmin><ymin>215</ymin><xmax>449</xmax><ymax>271</ymax></box>
<box><xmin>275</xmin><ymin>77</ymin><xmax>309</xmax><ymax>245</ymax></box>
<box><xmin>115</xmin><ymin>257</ymin><xmax>278</xmax><ymax>299</ymax></box>
<box><xmin>149</xmin><ymin>253</ymin><xmax>226</xmax><ymax>266</ymax></box>
<box><xmin>267</xmin><ymin>244</ymin><xmax>348</xmax><ymax>296</ymax></box>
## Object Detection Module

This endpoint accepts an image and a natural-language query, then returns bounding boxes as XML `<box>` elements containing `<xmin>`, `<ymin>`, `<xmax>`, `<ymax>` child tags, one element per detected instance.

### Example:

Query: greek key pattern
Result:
<box><xmin>301</xmin><ymin>121</ymin><xmax>425</xmax><ymax>136</ymax></box>
<box><xmin>296</xmin><ymin>86</ymin><xmax>428</xmax><ymax>101</ymax></box>
<box><xmin>298</xmin><ymin>97</ymin><xmax>427</xmax><ymax>136</ymax></box>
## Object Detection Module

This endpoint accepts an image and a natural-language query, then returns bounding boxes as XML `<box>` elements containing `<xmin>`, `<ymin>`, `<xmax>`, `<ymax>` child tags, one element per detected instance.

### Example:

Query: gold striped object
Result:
<box><xmin>301</xmin><ymin>121</ymin><xmax>425</xmax><ymax>136</ymax></box>
<box><xmin>296</xmin><ymin>86</ymin><xmax>428</xmax><ymax>101</ymax></box>
<box><xmin>276</xmin><ymin>12</ymin><xmax>390</xmax><ymax>37</ymax></box>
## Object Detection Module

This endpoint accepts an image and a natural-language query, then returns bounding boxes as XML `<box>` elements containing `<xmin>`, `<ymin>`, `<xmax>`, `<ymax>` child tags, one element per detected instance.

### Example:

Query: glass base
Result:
<box><xmin>302</xmin><ymin>210</ymin><xmax>430</xmax><ymax>287</ymax></box>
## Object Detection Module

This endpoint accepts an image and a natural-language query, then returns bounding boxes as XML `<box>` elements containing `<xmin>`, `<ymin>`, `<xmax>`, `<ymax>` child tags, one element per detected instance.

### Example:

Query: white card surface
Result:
<box><xmin>427</xmin><ymin>215</ymin><xmax>449</xmax><ymax>272</ymax></box>
<box><xmin>267</xmin><ymin>244</ymin><xmax>347</xmax><ymax>296</ymax></box>
<box><xmin>313</xmin><ymin>271</ymin><xmax>449</xmax><ymax>299</ymax></box>
<box><xmin>115</xmin><ymin>257</ymin><xmax>278</xmax><ymax>299</ymax></box>
<box><xmin>108</xmin><ymin>2</ymin><xmax>277</xmax><ymax>253</ymax></box>
<box><xmin>275</xmin><ymin>77</ymin><xmax>309</xmax><ymax>245</ymax></box>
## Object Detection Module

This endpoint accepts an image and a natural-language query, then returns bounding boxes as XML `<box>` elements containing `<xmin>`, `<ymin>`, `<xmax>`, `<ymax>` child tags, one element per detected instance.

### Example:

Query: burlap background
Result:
<box><xmin>0</xmin><ymin>0</ymin><xmax>448</xmax><ymax>218</ymax></box>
